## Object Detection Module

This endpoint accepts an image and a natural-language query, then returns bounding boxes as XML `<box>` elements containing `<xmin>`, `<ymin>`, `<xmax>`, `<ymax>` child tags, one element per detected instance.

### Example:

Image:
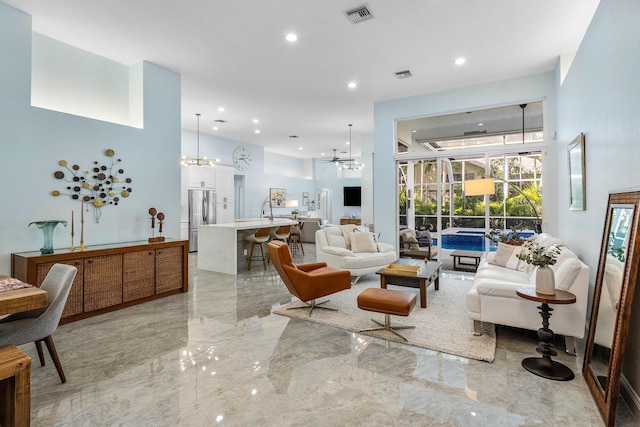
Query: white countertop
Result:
<box><xmin>200</xmin><ymin>218</ymin><xmax>297</xmax><ymax>231</ymax></box>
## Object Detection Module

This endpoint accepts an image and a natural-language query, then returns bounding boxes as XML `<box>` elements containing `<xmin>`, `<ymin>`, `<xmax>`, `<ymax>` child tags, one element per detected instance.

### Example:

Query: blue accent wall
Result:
<box><xmin>0</xmin><ymin>3</ymin><xmax>181</xmax><ymax>274</ymax></box>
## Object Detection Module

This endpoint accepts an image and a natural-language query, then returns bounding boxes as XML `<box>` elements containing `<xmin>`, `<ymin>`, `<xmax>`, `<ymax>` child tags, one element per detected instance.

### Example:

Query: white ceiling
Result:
<box><xmin>4</xmin><ymin>0</ymin><xmax>600</xmax><ymax>159</ymax></box>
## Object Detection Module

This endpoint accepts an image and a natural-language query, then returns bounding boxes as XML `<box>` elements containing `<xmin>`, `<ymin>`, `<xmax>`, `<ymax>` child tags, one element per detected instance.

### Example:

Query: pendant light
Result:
<box><xmin>181</xmin><ymin>113</ymin><xmax>220</xmax><ymax>166</ymax></box>
<box><xmin>338</xmin><ymin>124</ymin><xmax>364</xmax><ymax>171</ymax></box>
<box><xmin>520</xmin><ymin>104</ymin><xmax>527</xmax><ymax>144</ymax></box>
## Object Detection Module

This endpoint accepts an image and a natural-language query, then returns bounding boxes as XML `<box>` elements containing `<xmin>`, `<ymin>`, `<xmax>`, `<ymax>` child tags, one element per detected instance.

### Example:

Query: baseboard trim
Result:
<box><xmin>620</xmin><ymin>374</ymin><xmax>640</xmax><ymax>424</ymax></box>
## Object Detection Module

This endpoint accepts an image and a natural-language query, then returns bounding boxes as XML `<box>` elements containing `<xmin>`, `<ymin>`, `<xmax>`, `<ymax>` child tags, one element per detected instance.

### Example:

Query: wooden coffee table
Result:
<box><xmin>451</xmin><ymin>250</ymin><xmax>483</xmax><ymax>272</ymax></box>
<box><xmin>376</xmin><ymin>261</ymin><xmax>441</xmax><ymax>308</ymax></box>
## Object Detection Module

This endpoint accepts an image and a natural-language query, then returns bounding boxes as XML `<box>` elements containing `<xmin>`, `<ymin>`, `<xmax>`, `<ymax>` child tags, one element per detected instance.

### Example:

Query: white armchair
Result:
<box><xmin>315</xmin><ymin>225</ymin><xmax>397</xmax><ymax>283</ymax></box>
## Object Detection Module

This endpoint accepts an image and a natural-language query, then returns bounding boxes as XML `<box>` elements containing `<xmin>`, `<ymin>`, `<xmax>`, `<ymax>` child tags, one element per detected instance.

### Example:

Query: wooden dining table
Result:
<box><xmin>0</xmin><ymin>275</ymin><xmax>48</xmax><ymax>316</ymax></box>
<box><xmin>0</xmin><ymin>275</ymin><xmax>48</xmax><ymax>427</ymax></box>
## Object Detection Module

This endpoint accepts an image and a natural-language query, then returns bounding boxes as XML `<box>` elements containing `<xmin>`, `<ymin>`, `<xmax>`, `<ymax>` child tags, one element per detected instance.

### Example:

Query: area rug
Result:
<box><xmin>273</xmin><ymin>274</ymin><xmax>496</xmax><ymax>362</ymax></box>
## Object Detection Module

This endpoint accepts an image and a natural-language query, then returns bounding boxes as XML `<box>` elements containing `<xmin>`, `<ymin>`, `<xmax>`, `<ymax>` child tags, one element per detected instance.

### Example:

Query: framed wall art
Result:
<box><xmin>270</xmin><ymin>188</ymin><xmax>286</xmax><ymax>207</ymax></box>
<box><xmin>568</xmin><ymin>133</ymin><xmax>586</xmax><ymax>210</ymax></box>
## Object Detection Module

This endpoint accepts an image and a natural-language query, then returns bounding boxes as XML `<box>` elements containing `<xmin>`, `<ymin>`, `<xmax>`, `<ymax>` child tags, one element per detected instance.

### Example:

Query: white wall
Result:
<box><xmin>31</xmin><ymin>33</ymin><xmax>142</xmax><ymax>127</ymax></box>
<box><xmin>180</xmin><ymin>130</ymin><xmax>316</xmax><ymax>219</ymax></box>
<box><xmin>556</xmin><ymin>0</ymin><xmax>640</xmax><ymax>399</ymax></box>
<box><xmin>373</xmin><ymin>73</ymin><xmax>557</xmax><ymax>247</ymax></box>
<box><xmin>0</xmin><ymin>3</ymin><xmax>181</xmax><ymax>275</ymax></box>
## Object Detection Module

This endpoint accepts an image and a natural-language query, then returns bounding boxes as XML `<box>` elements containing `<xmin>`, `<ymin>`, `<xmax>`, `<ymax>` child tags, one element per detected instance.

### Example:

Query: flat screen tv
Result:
<box><xmin>343</xmin><ymin>186</ymin><xmax>361</xmax><ymax>206</ymax></box>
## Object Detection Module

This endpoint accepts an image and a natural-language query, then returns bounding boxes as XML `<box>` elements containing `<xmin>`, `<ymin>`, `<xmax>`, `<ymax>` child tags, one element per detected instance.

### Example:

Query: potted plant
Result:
<box><xmin>517</xmin><ymin>239</ymin><xmax>563</xmax><ymax>295</ymax></box>
<box><xmin>291</xmin><ymin>208</ymin><xmax>300</xmax><ymax>219</ymax></box>
<box><xmin>485</xmin><ymin>224</ymin><xmax>525</xmax><ymax>246</ymax></box>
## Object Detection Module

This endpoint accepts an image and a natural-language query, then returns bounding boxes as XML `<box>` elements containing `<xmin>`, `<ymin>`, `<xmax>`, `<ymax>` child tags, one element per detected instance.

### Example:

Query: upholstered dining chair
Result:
<box><xmin>268</xmin><ymin>240</ymin><xmax>350</xmax><ymax>316</ymax></box>
<box><xmin>0</xmin><ymin>263</ymin><xmax>77</xmax><ymax>383</ymax></box>
<box><xmin>245</xmin><ymin>227</ymin><xmax>272</xmax><ymax>270</ymax></box>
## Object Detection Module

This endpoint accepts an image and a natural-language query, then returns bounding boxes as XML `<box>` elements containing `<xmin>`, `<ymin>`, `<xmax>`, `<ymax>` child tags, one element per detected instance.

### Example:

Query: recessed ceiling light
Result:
<box><xmin>412</xmin><ymin>130</ymin><xmax>416</xmax><ymax>133</ymax></box>
<box><xmin>454</xmin><ymin>57</ymin><xmax>466</xmax><ymax>65</ymax></box>
<box><xmin>346</xmin><ymin>141</ymin><xmax>350</xmax><ymax>145</ymax></box>
<box><xmin>321</xmin><ymin>152</ymin><xmax>325</xmax><ymax>156</ymax></box>
<box><xmin>253</xmin><ymin>119</ymin><xmax>259</xmax><ymax>124</ymax></box>
<box><xmin>217</xmin><ymin>107</ymin><xmax>225</xmax><ymax>112</ymax></box>
<box><xmin>298</xmin><ymin>147</ymin><xmax>303</xmax><ymax>150</ymax></box>
<box><xmin>286</xmin><ymin>33</ymin><xmax>297</xmax><ymax>42</ymax></box>
<box><xmin>478</xmin><ymin>123</ymin><xmax>484</xmax><ymax>126</ymax></box>
<box><xmin>348</xmin><ymin>81</ymin><xmax>357</xmax><ymax>89</ymax></box>
<box><xmin>254</xmin><ymin>129</ymin><xmax>260</xmax><ymax>134</ymax></box>
<box><xmin>212</xmin><ymin>126</ymin><xmax>218</xmax><ymax>130</ymax></box>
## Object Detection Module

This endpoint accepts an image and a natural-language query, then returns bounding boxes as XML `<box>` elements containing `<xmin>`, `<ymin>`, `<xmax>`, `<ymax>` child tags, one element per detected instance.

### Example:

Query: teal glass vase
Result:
<box><xmin>29</xmin><ymin>220</ymin><xmax>67</xmax><ymax>254</ymax></box>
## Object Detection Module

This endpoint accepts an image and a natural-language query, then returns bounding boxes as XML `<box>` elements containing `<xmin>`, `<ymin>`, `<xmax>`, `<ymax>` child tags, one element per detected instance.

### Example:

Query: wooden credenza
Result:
<box><xmin>340</xmin><ymin>218</ymin><xmax>361</xmax><ymax>225</ymax></box>
<box><xmin>11</xmin><ymin>239</ymin><xmax>188</xmax><ymax>324</ymax></box>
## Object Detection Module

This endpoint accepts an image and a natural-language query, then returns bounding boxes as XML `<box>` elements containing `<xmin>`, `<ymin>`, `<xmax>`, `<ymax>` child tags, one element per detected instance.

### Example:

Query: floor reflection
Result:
<box><xmin>19</xmin><ymin>246</ymin><xmax>635</xmax><ymax>426</ymax></box>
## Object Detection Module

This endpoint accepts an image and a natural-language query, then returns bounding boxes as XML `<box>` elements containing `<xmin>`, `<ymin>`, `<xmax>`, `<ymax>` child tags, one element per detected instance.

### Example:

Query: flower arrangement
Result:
<box><xmin>517</xmin><ymin>239</ymin><xmax>563</xmax><ymax>267</ymax></box>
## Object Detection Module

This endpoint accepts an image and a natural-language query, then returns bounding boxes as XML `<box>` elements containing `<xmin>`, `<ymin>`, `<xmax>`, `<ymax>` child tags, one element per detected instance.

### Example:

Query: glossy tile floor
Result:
<box><xmin>24</xmin><ymin>244</ymin><xmax>638</xmax><ymax>426</ymax></box>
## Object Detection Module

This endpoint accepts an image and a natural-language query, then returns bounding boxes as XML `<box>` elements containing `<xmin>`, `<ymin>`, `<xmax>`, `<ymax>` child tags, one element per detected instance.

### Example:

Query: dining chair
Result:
<box><xmin>0</xmin><ymin>264</ymin><xmax>77</xmax><ymax>383</ymax></box>
<box><xmin>288</xmin><ymin>221</ymin><xmax>304</xmax><ymax>255</ymax></box>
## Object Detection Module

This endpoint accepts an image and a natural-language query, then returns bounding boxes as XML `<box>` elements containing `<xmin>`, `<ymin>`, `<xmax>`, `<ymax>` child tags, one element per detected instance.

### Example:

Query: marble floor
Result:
<box><xmin>23</xmin><ymin>244</ymin><xmax>638</xmax><ymax>426</ymax></box>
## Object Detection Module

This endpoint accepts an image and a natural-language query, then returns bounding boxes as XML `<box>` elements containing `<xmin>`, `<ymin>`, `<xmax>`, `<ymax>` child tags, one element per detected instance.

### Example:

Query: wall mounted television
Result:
<box><xmin>343</xmin><ymin>186</ymin><xmax>361</xmax><ymax>206</ymax></box>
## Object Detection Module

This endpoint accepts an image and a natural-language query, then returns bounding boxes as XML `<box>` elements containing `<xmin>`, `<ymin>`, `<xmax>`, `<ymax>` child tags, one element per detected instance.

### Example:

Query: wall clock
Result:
<box><xmin>233</xmin><ymin>146</ymin><xmax>252</xmax><ymax>171</ymax></box>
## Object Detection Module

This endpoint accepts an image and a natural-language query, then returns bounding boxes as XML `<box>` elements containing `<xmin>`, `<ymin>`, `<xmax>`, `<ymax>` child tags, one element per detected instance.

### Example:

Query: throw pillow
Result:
<box><xmin>554</xmin><ymin>257</ymin><xmax>583</xmax><ymax>291</ymax></box>
<box><xmin>403</xmin><ymin>234</ymin><xmax>420</xmax><ymax>250</ymax></box>
<box><xmin>327</xmin><ymin>234</ymin><xmax>347</xmax><ymax>248</ymax></box>
<box><xmin>490</xmin><ymin>243</ymin><xmax>515</xmax><ymax>267</ymax></box>
<box><xmin>504</xmin><ymin>245</ymin><xmax>524</xmax><ymax>270</ymax></box>
<box><xmin>350</xmin><ymin>232</ymin><xmax>378</xmax><ymax>253</ymax></box>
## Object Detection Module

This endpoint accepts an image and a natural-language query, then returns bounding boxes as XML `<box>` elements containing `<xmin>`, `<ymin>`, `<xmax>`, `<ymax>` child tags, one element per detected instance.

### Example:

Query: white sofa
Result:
<box><xmin>466</xmin><ymin>233</ymin><xmax>590</xmax><ymax>353</ymax></box>
<box><xmin>315</xmin><ymin>225</ymin><xmax>397</xmax><ymax>282</ymax></box>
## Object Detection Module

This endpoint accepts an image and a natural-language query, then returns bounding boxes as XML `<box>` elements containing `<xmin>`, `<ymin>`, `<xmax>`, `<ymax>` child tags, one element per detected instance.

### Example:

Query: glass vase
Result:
<box><xmin>29</xmin><ymin>220</ymin><xmax>68</xmax><ymax>254</ymax></box>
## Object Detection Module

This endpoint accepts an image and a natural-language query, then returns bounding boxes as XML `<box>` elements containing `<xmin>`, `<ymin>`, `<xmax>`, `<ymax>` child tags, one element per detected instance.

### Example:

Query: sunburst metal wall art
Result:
<box><xmin>51</xmin><ymin>148</ymin><xmax>133</xmax><ymax>222</ymax></box>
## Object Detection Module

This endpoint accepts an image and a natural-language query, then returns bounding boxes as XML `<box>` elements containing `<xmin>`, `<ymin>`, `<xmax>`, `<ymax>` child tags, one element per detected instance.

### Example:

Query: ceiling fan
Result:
<box><xmin>321</xmin><ymin>148</ymin><xmax>353</xmax><ymax>163</ymax></box>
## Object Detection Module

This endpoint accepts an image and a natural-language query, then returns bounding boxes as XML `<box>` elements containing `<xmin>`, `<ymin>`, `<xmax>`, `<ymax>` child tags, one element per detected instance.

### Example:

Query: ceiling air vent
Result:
<box><xmin>214</xmin><ymin>119</ymin><xmax>227</xmax><ymax>123</ymax></box>
<box><xmin>345</xmin><ymin>4</ymin><xmax>374</xmax><ymax>24</ymax></box>
<box><xmin>395</xmin><ymin>70</ymin><xmax>413</xmax><ymax>79</ymax></box>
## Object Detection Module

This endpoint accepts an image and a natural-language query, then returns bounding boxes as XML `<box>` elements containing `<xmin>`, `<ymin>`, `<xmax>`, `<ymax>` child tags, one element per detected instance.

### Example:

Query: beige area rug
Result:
<box><xmin>273</xmin><ymin>274</ymin><xmax>496</xmax><ymax>362</ymax></box>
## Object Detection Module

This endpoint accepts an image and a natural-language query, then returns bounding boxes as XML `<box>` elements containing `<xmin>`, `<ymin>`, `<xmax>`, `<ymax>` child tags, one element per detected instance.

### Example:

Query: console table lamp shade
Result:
<box><xmin>285</xmin><ymin>200</ymin><xmax>299</xmax><ymax>208</ymax></box>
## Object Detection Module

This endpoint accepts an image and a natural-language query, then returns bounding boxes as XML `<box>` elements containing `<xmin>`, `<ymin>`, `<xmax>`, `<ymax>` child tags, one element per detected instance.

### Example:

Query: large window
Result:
<box><xmin>399</xmin><ymin>152</ymin><xmax>543</xmax><ymax>234</ymax></box>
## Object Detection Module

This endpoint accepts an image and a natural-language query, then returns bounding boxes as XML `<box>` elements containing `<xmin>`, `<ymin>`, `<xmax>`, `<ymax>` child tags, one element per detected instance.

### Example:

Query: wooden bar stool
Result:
<box><xmin>245</xmin><ymin>227</ymin><xmax>272</xmax><ymax>271</ymax></box>
<box><xmin>270</xmin><ymin>225</ymin><xmax>291</xmax><ymax>242</ymax></box>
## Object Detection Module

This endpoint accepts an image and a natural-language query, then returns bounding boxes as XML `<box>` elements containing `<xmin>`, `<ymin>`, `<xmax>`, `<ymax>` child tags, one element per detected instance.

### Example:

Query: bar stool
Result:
<box><xmin>288</xmin><ymin>222</ymin><xmax>304</xmax><ymax>255</ymax></box>
<box><xmin>270</xmin><ymin>225</ymin><xmax>291</xmax><ymax>242</ymax></box>
<box><xmin>245</xmin><ymin>227</ymin><xmax>271</xmax><ymax>271</ymax></box>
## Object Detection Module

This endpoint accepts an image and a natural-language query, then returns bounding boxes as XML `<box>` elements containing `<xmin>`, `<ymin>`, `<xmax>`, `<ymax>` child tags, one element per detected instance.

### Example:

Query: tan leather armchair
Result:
<box><xmin>268</xmin><ymin>240</ymin><xmax>351</xmax><ymax>316</ymax></box>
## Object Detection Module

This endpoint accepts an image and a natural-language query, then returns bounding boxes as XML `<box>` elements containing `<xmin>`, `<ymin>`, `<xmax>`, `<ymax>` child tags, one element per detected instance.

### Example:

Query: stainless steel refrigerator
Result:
<box><xmin>188</xmin><ymin>189</ymin><xmax>216</xmax><ymax>252</ymax></box>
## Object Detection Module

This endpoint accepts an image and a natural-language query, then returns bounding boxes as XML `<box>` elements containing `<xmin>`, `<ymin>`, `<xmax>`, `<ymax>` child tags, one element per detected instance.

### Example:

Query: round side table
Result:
<box><xmin>516</xmin><ymin>287</ymin><xmax>577</xmax><ymax>381</ymax></box>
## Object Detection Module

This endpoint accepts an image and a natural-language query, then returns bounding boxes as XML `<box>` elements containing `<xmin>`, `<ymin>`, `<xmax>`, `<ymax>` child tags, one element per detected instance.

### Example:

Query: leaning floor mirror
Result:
<box><xmin>583</xmin><ymin>188</ymin><xmax>640</xmax><ymax>427</ymax></box>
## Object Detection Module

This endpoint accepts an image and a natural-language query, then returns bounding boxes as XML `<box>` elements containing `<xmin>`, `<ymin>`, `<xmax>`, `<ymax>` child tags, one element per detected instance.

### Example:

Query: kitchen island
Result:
<box><xmin>198</xmin><ymin>218</ymin><xmax>297</xmax><ymax>274</ymax></box>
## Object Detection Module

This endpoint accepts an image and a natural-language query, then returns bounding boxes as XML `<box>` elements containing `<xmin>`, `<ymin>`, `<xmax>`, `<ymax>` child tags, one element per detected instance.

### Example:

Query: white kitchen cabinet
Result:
<box><xmin>214</xmin><ymin>166</ymin><xmax>234</xmax><ymax>204</ymax></box>
<box><xmin>188</xmin><ymin>166</ymin><xmax>215</xmax><ymax>188</ymax></box>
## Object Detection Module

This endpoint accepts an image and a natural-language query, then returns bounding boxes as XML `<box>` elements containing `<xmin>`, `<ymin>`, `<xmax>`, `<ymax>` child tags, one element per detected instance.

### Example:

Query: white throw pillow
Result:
<box><xmin>490</xmin><ymin>243</ymin><xmax>515</xmax><ymax>267</ymax></box>
<box><xmin>327</xmin><ymin>234</ymin><xmax>347</xmax><ymax>248</ymax></box>
<box><xmin>505</xmin><ymin>245</ymin><xmax>524</xmax><ymax>270</ymax></box>
<box><xmin>350</xmin><ymin>232</ymin><xmax>378</xmax><ymax>253</ymax></box>
<box><xmin>554</xmin><ymin>257</ymin><xmax>583</xmax><ymax>291</ymax></box>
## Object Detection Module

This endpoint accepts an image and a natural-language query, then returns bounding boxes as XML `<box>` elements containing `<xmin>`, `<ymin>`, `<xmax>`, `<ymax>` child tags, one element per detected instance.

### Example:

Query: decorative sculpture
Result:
<box><xmin>148</xmin><ymin>207</ymin><xmax>165</xmax><ymax>243</ymax></box>
<box><xmin>51</xmin><ymin>148</ymin><xmax>133</xmax><ymax>223</ymax></box>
